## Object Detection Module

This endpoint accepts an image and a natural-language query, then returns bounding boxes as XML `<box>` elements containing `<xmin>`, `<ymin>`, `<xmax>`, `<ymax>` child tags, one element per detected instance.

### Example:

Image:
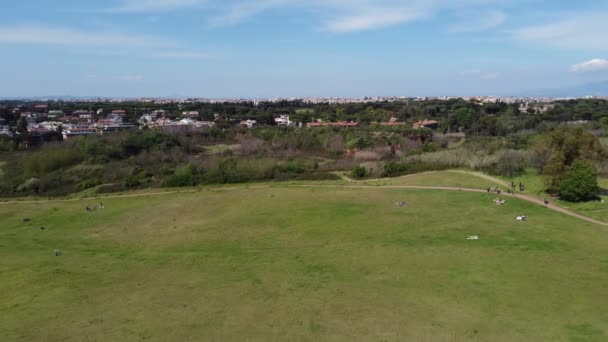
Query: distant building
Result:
<box><xmin>379</xmin><ymin>117</ymin><xmax>408</xmax><ymax>127</ymax></box>
<box><xmin>307</xmin><ymin>120</ymin><xmax>359</xmax><ymax>128</ymax></box>
<box><xmin>413</xmin><ymin>120</ymin><xmax>439</xmax><ymax>129</ymax></box>
<box><xmin>48</xmin><ymin>110</ymin><xmax>63</xmax><ymax>118</ymax></box>
<box><xmin>182</xmin><ymin>111</ymin><xmax>199</xmax><ymax>118</ymax></box>
<box><xmin>0</xmin><ymin>125</ymin><xmax>13</xmax><ymax>138</ymax></box>
<box><xmin>275</xmin><ymin>115</ymin><xmax>292</xmax><ymax>127</ymax></box>
<box><xmin>39</xmin><ymin>121</ymin><xmax>62</xmax><ymax>131</ymax></box>
<box><xmin>240</xmin><ymin>119</ymin><xmax>257</xmax><ymax>128</ymax></box>
<box><xmin>62</xmin><ymin>127</ymin><xmax>98</xmax><ymax>140</ymax></box>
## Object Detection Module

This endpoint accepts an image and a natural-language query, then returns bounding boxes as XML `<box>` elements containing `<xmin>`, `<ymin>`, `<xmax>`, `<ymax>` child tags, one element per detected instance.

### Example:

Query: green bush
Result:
<box><xmin>164</xmin><ymin>164</ymin><xmax>196</xmax><ymax>187</ymax></box>
<box><xmin>351</xmin><ymin>166</ymin><xmax>368</xmax><ymax>179</ymax></box>
<box><xmin>383</xmin><ymin>161</ymin><xmax>408</xmax><ymax>177</ymax></box>
<box><xmin>22</xmin><ymin>147</ymin><xmax>85</xmax><ymax>177</ymax></box>
<box><xmin>78</xmin><ymin>179</ymin><xmax>100</xmax><ymax>190</ymax></box>
<box><xmin>124</xmin><ymin>175</ymin><xmax>142</xmax><ymax>189</ymax></box>
<box><xmin>558</xmin><ymin>161</ymin><xmax>599</xmax><ymax>202</ymax></box>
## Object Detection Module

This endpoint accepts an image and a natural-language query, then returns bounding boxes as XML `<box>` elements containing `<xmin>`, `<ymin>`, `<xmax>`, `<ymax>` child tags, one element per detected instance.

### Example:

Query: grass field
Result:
<box><xmin>295</xmin><ymin>109</ymin><xmax>315</xmax><ymax>115</ymax></box>
<box><xmin>362</xmin><ymin>171</ymin><xmax>502</xmax><ymax>189</ymax></box>
<box><xmin>2</xmin><ymin>184</ymin><xmax>608</xmax><ymax>341</ymax></box>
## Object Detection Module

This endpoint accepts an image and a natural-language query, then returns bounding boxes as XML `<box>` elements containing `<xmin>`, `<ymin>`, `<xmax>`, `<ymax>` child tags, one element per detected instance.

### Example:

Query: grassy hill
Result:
<box><xmin>2</xmin><ymin>183</ymin><xmax>608</xmax><ymax>341</ymax></box>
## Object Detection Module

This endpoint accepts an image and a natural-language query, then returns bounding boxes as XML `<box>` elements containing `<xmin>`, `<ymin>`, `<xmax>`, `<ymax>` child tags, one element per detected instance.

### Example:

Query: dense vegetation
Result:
<box><xmin>2</xmin><ymin>99</ymin><xmax>608</xmax><ymax>201</ymax></box>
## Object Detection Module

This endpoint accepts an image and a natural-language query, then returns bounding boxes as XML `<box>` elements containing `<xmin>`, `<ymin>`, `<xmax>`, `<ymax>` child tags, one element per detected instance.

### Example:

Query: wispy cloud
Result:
<box><xmin>323</xmin><ymin>8</ymin><xmax>425</xmax><ymax>33</ymax></box>
<box><xmin>206</xmin><ymin>0</ymin><xmax>520</xmax><ymax>33</ymax></box>
<box><xmin>65</xmin><ymin>0</ymin><xmax>532</xmax><ymax>34</ymax></box>
<box><xmin>86</xmin><ymin>74</ymin><xmax>145</xmax><ymax>81</ymax></box>
<box><xmin>0</xmin><ymin>25</ymin><xmax>172</xmax><ymax>48</ymax></box>
<box><xmin>108</xmin><ymin>0</ymin><xmax>205</xmax><ymax>13</ymax></box>
<box><xmin>150</xmin><ymin>51</ymin><xmax>214</xmax><ymax>59</ymax></box>
<box><xmin>570</xmin><ymin>58</ymin><xmax>608</xmax><ymax>72</ymax></box>
<box><xmin>511</xmin><ymin>12</ymin><xmax>608</xmax><ymax>50</ymax></box>
<box><xmin>480</xmin><ymin>72</ymin><xmax>500</xmax><ymax>80</ymax></box>
<box><xmin>114</xmin><ymin>74</ymin><xmax>145</xmax><ymax>81</ymax></box>
<box><xmin>449</xmin><ymin>9</ymin><xmax>506</xmax><ymax>33</ymax></box>
<box><xmin>0</xmin><ymin>24</ymin><xmax>216</xmax><ymax>60</ymax></box>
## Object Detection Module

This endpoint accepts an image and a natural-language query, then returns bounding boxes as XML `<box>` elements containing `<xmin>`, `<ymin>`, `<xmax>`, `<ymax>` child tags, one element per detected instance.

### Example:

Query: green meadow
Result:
<box><xmin>1</xmin><ymin>180</ymin><xmax>608</xmax><ymax>341</ymax></box>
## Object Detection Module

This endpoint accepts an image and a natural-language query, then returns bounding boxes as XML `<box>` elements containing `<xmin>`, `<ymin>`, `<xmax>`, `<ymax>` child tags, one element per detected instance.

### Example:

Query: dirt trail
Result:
<box><xmin>290</xmin><ymin>184</ymin><xmax>608</xmax><ymax>228</ymax></box>
<box><xmin>2</xmin><ymin>180</ymin><xmax>607</xmax><ymax>228</ymax></box>
<box><xmin>446</xmin><ymin>170</ymin><xmax>511</xmax><ymax>187</ymax></box>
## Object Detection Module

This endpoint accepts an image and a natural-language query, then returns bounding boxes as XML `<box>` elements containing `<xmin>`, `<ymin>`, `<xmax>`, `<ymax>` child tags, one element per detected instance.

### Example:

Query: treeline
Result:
<box><xmin>353</xmin><ymin>128</ymin><xmax>606</xmax><ymax>202</ymax></box>
<box><xmin>0</xmin><ymin>126</ymin><xmax>432</xmax><ymax>196</ymax></box>
<box><xmin>3</xmin><ymin>99</ymin><xmax>608</xmax><ymax>134</ymax></box>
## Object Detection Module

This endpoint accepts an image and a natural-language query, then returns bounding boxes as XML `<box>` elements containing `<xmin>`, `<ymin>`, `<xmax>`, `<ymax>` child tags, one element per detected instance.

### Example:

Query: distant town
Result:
<box><xmin>1</xmin><ymin>95</ymin><xmax>606</xmax><ymax>148</ymax></box>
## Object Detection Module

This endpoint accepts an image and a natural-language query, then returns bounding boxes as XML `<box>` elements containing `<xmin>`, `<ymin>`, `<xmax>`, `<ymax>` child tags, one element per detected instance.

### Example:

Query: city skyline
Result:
<box><xmin>1</xmin><ymin>0</ymin><xmax>608</xmax><ymax>97</ymax></box>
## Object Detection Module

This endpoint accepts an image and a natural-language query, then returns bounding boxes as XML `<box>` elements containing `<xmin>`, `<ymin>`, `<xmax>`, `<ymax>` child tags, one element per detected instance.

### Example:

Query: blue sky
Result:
<box><xmin>1</xmin><ymin>0</ymin><xmax>608</xmax><ymax>97</ymax></box>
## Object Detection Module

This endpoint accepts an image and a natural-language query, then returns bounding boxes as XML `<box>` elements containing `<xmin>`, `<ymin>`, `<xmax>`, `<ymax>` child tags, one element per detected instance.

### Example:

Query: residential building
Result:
<box><xmin>275</xmin><ymin>115</ymin><xmax>292</xmax><ymax>127</ymax></box>
<box><xmin>413</xmin><ymin>120</ymin><xmax>439</xmax><ymax>129</ymax></box>
<box><xmin>48</xmin><ymin>110</ymin><xmax>63</xmax><ymax>118</ymax></box>
<box><xmin>62</xmin><ymin>127</ymin><xmax>98</xmax><ymax>140</ymax></box>
<box><xmin>0</xmin><ymin>125</ymin><xmax>13</xmax><ymax>138</ymax></box>
<box><xmin>307</xmin><ymin>120</ymin><xmax>359</xmax><ymax>128</ymax></box>
<box><xmin>240</xmin><ymin>119</ymin><xmax>257</xmax><ymax>128</ymax></box>
<box><xmin>182</xmin><ymin>111</ymin><xmax>199</xmax><ymax>118</ymax></box>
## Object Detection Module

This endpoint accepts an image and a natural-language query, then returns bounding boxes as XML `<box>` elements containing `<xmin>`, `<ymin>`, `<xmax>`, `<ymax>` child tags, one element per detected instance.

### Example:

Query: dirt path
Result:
<box><xmin>290</xmin><ymin>184</ymin><xmax>608</xmax><ymax>227</ymax></box>
<box><xmin>446</xmin><ymin>170</ymin><xmax>511</xmax><ymax>187</ymax></box>
<box><xmin>0</xmin><ymin>186</ymin><xmax>271</xmax><ymax>205</ymax></box>
<box><xmin>2</xmin><ymin>181</ymin><xmax>607</xmax><ymax>228</ymax></box>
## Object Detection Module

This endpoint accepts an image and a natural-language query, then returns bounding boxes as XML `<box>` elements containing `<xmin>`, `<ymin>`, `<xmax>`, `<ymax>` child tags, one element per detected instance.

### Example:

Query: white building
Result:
<box><xmin>48</xmin><ymin>110</ymin><xmax>63</xmax><ymax>118</ymax></box>
<box><xmin>240</xmin><ymin>119</ymin><xmax>257</xmax><ymax>128</ymax></box>
<box><xmin>39</xmin><ymin>121</ymin><xmax>62</xmax><ymax>131</ymax></box>
<box><xmin>275</xmin><ymin>115</ymin><xmax>292</xmax><ymax>127</ymax></box>
<box><xmin>182</xmin><ymin>111</ymin><xmax>199</xmax><ymax>118</ymax></box>
<box><xmin>0</xmin><ymin>125</ymin><xmax>13</xmax><ymax>137</ymax></box>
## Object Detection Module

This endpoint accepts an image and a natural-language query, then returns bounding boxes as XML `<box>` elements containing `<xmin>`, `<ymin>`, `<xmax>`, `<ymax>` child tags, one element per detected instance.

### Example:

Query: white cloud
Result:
<box><xmin>324</xmin><ymin>9</ymin><xmax>424</xmax><ymax>33</ymax></box>
<box><xmin>570</xmin><ymin>59</ymin><xmax>608</xmax><ymax>72</ymax></box>
<box><xmin>84</xmin><ymin>74</ymin><xmax>144</xmax><ymax>81</ymax></box>
<box><xmin>449</xmin><ymin>9</ymin><xmax>506</xmax><ymax>33</ymax></box>
<box><xmin>110</xmin><ymin>0</ymin><xmax>205</xmax><ymax>13</ymax></box>
<box><xmin>113</xmin><ymin>74</ymin><xmax>145</xmax><ymax>81</ymax></box>
<box><xmin>208</xmin><ymin>0</ymin><xmax>287</xmax><ymax>27</ymax></box>
<box><xmin>511</xmin><ymin>12</ymin><xmax>608</xmax><ymax>50</ymax></box>
<box><xmin>0</xmin><ymin>25</ymin><xmax>172</xmax><ymax>48</ymax></box>
<box><xmin>150</xmin><ymin>51</ymin><xmax>214</xmax><ymax>59</ymax></box>
<box><xmin>480</xmin><ymin>72</ymin><xmax>500</xmax><ymax>80</ymax></box>
<box><xmin>207</xmin><ymin>0</ymin><xmax>522</xmax><ymax>33</ymax></box>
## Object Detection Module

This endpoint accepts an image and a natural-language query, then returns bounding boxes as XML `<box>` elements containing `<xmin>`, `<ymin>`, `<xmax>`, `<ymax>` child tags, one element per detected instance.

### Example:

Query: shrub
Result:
<box><xmin>491</xmin><ymin>149</ymin><xmax>526</xmax><ymax>177</ymax></box>
<box><xmin>354</xmin><ymin>150</ymin><xmax>381</xmax><ymax>161</ymax></box>
<box><xmin>124</xmin><ymin>175</ymin><xmax>142</xmax><ymax>189</ymax></box>
<box><xmin>351</xmin><ymin>166</ymin><xmax>368</xmax><ymax>179</ymax></box>
<box><xmin>558</xmin><ymin>161</ymin><xmax>599</xmax><ymax>202</ymax></box>
<box><xmin>164</xmin><ymin>164</ymin><xmax>196</xmax><ymax>187</ymax></box>
<box><xmin>22</xmin><ymin>147</ymin><xmax>85</xmax><ymax>177</ymax></box>
<box><xmin>78</xmin><ymin>179</ymin><xmax>100</xmax><ymax>190</ymax></box>
<box><xmin>17</xmin><ymin>178</ymin><xmax>41</xmax><ymax>193</ymax></box>
<box><xmin>383</xmin><ymin>161</ymin><xmax>408</xmax><ymax>177</ymax></box>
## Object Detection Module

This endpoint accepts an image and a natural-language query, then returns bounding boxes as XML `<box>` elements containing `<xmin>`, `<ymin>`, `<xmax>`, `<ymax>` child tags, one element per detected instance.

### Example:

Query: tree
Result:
<box><xmin>542</xmin><ymin>128</ymin><xmax>605</xmax><ymax>192</ymax></box>
<box><xmin>16</xmin><ymin>117</ymin><xmax>29</xmax><ymax>149</ymax></box>
<box><xmin>558</xmin><ymin>161</ymin><xmax>599</xmax><ymax>202</ymax></box>
<box><xmin>351</xmin><ymin>166</ymin><xmax>368</xmax><ymax>179</ymax></box>
<box><xmin>493</xmin><ymin>150</ymin><xmax>525</xmax><ymax>177</ymax></box>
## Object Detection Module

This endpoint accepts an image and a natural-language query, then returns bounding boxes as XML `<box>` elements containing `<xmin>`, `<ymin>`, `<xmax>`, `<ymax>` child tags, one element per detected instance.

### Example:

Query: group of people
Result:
<box><xmin>85</xmin><ymin>202</ymin><xmax>105</xmax><ymax>212</ymax></box>
<box><xmin>494</xmin><ymin>198</ymin><xmax>506</xmax><ymax>206</ymax></box>
<box><xmin>487</xmin><ymin>187</ymin><xmax>504</xmax><ymax>194</ymax></box>
<box><xmin>511</xmin><ymin>182</ymin><xmax>526</xmax><ymax>192</ymax></box>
